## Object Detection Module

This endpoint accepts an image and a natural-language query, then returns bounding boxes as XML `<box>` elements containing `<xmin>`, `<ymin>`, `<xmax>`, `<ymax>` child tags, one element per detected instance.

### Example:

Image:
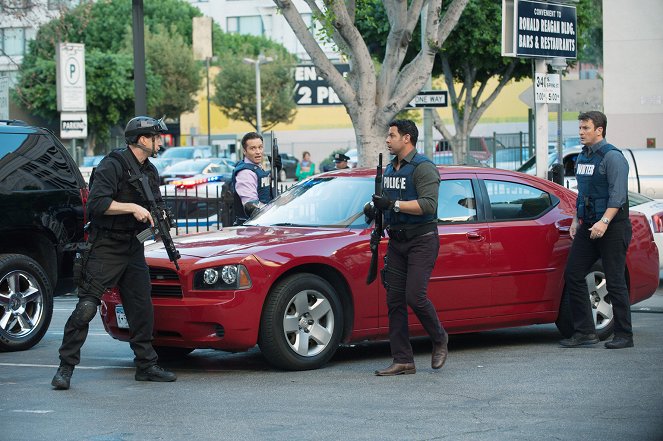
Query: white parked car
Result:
<box><xmin>628</xmin><ymin>192</ymin><xmax>663</xmax><ymax>278</ymax></box>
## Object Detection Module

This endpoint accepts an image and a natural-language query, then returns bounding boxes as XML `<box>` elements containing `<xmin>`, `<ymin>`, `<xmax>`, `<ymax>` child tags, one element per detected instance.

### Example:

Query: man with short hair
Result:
<box><xmin>231</xmin><ymin>132</ymin><xmax>279</xmax><ymax>225</ymax></box>
<box><xmin>372</xmin><ymin>119</ymin><xmax>448</xmax><ymax>376</ymax></box>
<box><xmin>560</xmin><ymin>110</ymin><xmax>633</xmax><ymax>349</ymax></box>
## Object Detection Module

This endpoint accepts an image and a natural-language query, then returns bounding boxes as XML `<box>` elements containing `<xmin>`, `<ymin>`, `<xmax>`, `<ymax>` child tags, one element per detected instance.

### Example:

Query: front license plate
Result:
<box><xmin>115</xmin><ymin>305</ymin><xmax>129</xmax><ymax>329</ymax></box>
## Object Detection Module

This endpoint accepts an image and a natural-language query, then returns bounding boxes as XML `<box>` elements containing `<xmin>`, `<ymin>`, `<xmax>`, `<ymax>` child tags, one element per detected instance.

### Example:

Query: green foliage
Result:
<box><xmin>211</xmin><ymin>34</ymin><xmax>298</xmax><ymax>131</ymax></box>
<box><xmin>13</xmin><ymin>0</ymin><xmax>204</xmax><ymax>147</ymax></box>
<box><xmin>575</xmin><ymin>0</ymin><xmax>603</xmax><ymax>66</ymax></box>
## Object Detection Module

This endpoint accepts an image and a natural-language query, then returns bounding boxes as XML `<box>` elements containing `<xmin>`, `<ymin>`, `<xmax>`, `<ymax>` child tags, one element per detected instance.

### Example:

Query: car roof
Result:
<box><xmin>0</xmin><ymin>123</ymin><xmax>47</xmax><ymax>135</ymax></box>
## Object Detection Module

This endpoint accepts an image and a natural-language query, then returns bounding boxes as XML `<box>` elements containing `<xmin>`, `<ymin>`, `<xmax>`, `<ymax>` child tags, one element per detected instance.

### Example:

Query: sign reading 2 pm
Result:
<box><xmin>294</xmin><ymin>64</ymin><xmax>349</xmax><ymax>106</ymax></box>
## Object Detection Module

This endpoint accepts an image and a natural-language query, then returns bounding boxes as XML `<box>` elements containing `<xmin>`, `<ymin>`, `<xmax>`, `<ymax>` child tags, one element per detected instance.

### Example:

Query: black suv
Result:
<box><xmin>0</xmin><ymin>120</ymin><xmax>88</xmax><ymax>351</ymax></box>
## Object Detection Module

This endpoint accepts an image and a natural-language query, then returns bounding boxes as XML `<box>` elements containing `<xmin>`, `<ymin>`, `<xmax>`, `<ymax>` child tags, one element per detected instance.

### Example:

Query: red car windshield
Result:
<box><xmin>246</xmin><ymin>176</ymin><xmax>374</xmax><ymax>228</ymax></box>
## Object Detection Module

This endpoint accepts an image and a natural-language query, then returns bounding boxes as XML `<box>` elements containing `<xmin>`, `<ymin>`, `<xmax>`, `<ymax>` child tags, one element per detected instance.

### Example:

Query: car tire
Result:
<box><xmin>555</xmin><ymin>262</ymin><xmax>615</xmax><ymax>341</ymax></box>
<box><xmin>153</xmin><ymin>346</ymin><xmax>194</xmax><ymax>360</ymax></box>
<box><xmin>0</xmin><ymin>254</ymin><xmax>53</xmax><ymax>351</ymax></box>
<box><xmin>259</xmin><ymin>273</ymin><xmax>343</xmax><ymax>371</ymax></box>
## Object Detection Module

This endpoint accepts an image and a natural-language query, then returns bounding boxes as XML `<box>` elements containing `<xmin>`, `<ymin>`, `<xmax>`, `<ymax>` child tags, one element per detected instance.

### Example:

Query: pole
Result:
<box><xmin>131</xmin><ymin>0</ymin><xmax>147</xmax><ymax>115</ymax></box>
<box><xmin>206</xmin><ymin>57</ymin><xmax>211</xmax><ymax>146</ymax></box>
<box><xmin>255</xmin><ymin>59</ymin><xmax>262</xmax><ymax>135</ymax></box>
<box><xmin>534</xmin><ymin>59</ymin><xmax>549</xmax><ymax>179</ymax></box>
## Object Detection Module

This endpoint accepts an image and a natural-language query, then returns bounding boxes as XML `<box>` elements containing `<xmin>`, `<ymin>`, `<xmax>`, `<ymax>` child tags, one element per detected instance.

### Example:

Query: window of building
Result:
<box><xmin>226</xmin><ymin>15</ymin><xmax>265</xmax><ymax>37</ymax></box>
<box><xmin>1</xmin><ymin>27</ymin><xmax>35</xmax><ymax>57</ymax></box>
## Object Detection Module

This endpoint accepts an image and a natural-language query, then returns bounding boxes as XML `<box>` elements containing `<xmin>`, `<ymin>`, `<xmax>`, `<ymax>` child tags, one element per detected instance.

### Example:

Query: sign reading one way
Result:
<box><xmin>405</xmin><ymin>91</ymin><xmax>449</xmax><ymax>108</ymax></box>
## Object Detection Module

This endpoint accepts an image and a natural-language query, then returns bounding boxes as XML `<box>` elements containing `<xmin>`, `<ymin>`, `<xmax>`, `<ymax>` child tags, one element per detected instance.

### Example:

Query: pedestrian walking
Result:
<box><xmin>559</xmin><ymin>111</ymin><xmax>633</xmax><ymax>349</ymax></box>
<box><xmin>51</xmin><ymin>116</ymin><xmax>177</xmax><ymax>390</ymax></box>
<box><xmin>371</xmin><ymin>119</ymin><xmax>448</xmax><ymax>376</ymax></box>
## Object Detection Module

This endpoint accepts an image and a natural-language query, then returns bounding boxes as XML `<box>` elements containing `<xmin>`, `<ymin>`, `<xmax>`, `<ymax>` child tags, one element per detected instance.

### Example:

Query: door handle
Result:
<box><xmin>466</xmin><ymin>232</ymin><xmax>484</xmax><ymax>241</ymax></box>
<box><xmin>556</xmin><ymin>222</ymin><xmax>570</xmax><ymax>234</ymax></box>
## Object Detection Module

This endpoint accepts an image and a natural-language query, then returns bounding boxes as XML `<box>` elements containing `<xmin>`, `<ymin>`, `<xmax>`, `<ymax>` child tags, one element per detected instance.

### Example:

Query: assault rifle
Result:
<box><xmin>271</xmin><ymin>131</ymin><xmax>279</xmax><ymax>198</ymax></box>
<box><xmin>110</xmin><ymin>149</ymin><xmax>181</xmax><ymax>270</ymax></box>
<box><xmin>366</xmin><ymin>153</ymin><xmax>383</xmax><ymax>285</ymax></box>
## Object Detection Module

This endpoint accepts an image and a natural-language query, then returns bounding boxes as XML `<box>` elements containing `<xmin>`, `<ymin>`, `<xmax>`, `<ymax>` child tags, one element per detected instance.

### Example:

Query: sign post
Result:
<box><xmin>502</xmin><ymin>0</ymin><xmax>576</xmax><ymax>179</ymax></box>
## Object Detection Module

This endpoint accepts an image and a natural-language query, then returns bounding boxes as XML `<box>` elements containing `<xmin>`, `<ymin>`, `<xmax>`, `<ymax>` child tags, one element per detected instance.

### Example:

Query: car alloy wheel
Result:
<box><xmin>585</xmin><ymin>270</ymin><xmax>614</xmax><ymax>340</ymax></box>
<box><xmin>0</xmin><ymin>254</ymin><xmax>53</xmax><ymax>351</ymax></box>
<box><xmin>259</xmin><ymin>273</ymin><xmax>343</xmax><ymax>370</ymax></box>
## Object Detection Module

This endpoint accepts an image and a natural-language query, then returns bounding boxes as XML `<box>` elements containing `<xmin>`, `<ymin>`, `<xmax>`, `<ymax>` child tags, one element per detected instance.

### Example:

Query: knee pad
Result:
<box><xmin>71</xmin><ymin>300</ymin><xmax>99</xmax><ymax>328</ymax></box>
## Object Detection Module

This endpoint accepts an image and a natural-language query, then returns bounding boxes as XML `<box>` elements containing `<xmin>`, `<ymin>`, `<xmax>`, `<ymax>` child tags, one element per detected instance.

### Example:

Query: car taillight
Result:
<box><xmin>652</xmin><ymin>212</ymin><xmax>663</xmax><ymax>233</ymax></box>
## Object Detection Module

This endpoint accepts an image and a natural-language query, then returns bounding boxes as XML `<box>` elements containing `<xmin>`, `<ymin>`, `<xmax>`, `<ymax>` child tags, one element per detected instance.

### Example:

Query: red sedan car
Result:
<box><xmin>100</xmin><ymin>166</ymin><xmax>660</xmax><ymax>370</ymax></box>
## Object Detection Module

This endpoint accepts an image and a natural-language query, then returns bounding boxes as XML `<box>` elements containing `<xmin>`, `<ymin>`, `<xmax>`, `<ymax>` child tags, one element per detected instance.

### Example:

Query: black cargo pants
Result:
<box><xmin>58</xmin><ymin>229</ymin><xmax>158</xmax><ymax>369</ymax></box>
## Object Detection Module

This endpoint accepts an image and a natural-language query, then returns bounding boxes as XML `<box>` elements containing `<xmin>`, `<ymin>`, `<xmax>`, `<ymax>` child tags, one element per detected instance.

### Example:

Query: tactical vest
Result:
<box><xmin>231</xmin><ymin>161</ymin><xmax>272</xmax><ymax>223</ymax></box>
<box><xmin>90</xmin><ymin>148</ymin><xmax>158</xmax><ymax>233</ymax></box>
<box><xmin>383</xmin><ymin>153</ymin><xmax>436</xmax><ymax>227</ymax></box>
<box><xmin>575</xmin><ymin>143</ymin><xmax>629</xmax><ymax>224</ymax></box>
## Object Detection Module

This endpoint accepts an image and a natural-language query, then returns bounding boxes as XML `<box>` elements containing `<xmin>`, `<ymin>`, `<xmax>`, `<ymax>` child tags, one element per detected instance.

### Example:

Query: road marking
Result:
<box><xmin>0</xmin><ymin>363</ymin><xmax>132</xmax><ymax>370</ymax></box>
<box><xmin>11</xmin><ymin>410</ymin><xmax>54</xmax><ymax>414</ymax></box>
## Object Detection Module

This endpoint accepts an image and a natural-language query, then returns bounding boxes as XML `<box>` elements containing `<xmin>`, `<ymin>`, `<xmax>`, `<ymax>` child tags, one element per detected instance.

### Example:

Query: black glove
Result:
<box><xmin>268</xmin><ymin>154</ymin><xmax>282</xmax><ymax>171</ymax></box>
<box><xmin>244</xmin><ymin>200</ymin><xmax>261</xmax><ymax>216</ymax></box>
<box><xmin>372</xmin><ymin>194</ymin><xmax>394</xmax><ymax>211</ymax></box>
<box><xmin>363</xmin><ymin>201</ymin><xmax>376</xmax><ymax>223</ymax></box>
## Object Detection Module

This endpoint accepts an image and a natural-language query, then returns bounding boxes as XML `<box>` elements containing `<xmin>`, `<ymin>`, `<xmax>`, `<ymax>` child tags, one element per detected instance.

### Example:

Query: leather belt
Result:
<box><xmin>387</xmin><ymin>223</ymin><xmax>437</xmax><ymax>242</ymax></box>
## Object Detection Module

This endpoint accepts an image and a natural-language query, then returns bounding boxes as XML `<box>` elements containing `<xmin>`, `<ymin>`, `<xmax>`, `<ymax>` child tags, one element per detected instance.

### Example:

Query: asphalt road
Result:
<box><xmin>2</xmin><ymin>287</ymin><xmax>662</xmax><ymax>441</ymax></box>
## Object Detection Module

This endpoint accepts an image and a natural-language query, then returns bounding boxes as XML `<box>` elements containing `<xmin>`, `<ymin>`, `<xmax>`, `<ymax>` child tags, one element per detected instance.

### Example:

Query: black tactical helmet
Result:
<box><xmin>124</xmin><ymin>116</ymin><xmax>168</xmax><ymax>144</ymax></box>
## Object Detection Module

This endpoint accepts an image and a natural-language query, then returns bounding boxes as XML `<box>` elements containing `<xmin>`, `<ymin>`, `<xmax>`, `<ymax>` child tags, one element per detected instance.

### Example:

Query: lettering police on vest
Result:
<box><xmin>383</xmin><ymin>176</ymin><xmax>407</xmax><ymax>190</ymax></box>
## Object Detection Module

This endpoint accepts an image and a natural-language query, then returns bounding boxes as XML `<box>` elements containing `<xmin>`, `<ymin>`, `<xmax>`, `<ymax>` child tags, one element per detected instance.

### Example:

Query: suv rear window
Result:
<box><xmin>0</xmin><ymin>133</ymin><xmax>81</xmax><ymax>191</ymax></box>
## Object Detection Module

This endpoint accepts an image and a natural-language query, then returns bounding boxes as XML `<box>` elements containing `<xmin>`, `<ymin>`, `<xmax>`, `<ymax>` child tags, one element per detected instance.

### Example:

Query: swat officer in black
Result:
<box><xmin>372</xmin><ymin>119</ymin><xmax>448</xmax><ymax>376</ymax></box>
<box><xmin>51</xmin><ymin>116</ymin><xmax>177</xmax><ymax>390</ymax></box>
<box><xmin>559</xmin><ymin>111</ymin><xmax>633</xmax><ymax>349</ymax></box>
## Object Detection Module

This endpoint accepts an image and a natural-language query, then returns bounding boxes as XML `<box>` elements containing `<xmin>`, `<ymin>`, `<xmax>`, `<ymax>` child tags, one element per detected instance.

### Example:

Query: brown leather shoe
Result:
<box><xmin>432</xmin><ymin>342</ymin><xmax>448</xmax><ymax>369</ymax></box>
<box><xmin>374</xmin><ymin>362</ymin><xmax>416</xmax><ymax>376</ymax></box>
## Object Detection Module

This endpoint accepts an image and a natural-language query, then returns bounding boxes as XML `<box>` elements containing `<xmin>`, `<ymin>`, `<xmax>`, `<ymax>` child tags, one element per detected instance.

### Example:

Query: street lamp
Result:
<box><xmin>205</xmin><ymin>55</ymin><xmax>218</xmax><ymax>147</ymax></box>
<box><xmin>549</xmin><ymin>57</ymin><xmax>567</xmax><ymax>166</ymax></box>
<box><xmin>243</xmin><ymin>53</ymin><xmax>273</xmax><ymax>134</ymax></box>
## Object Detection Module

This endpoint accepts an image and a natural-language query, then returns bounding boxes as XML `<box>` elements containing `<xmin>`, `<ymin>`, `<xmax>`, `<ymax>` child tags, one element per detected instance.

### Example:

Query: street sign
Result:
<box><xmin>405</xmin><ymin>90</ymin><xmax>448</xmax><ymax>108</ymax></box>
<box><xmin>60</xmin><ymin>112</ymin><xmax>88</xmax><ymax>139</ymax></box>
<box><xmin>56</xmin><ymin>43</ymin><xmax>87</xmax><ymax>112</ymax></box>
<box><xmin>502</xmin><ymin>0</ymin><xmax>577</xmax><ymax>59</ymax></box>
<box><xmin>534</xmin><ymin>73</ymin><xmax>560</xmax><ymax>104</ymax></box>
<box><xmin>294</xmin><ymin>64</ymin><xmax>349</xmax><ymax>106</ymax></box>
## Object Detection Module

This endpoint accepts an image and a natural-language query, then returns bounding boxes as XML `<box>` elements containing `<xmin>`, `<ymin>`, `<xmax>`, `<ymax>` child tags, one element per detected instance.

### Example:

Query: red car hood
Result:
<box><xmin>145</xmin><ymin>226</ymin><xmax>358</xmax><ymax>259</ymax></box>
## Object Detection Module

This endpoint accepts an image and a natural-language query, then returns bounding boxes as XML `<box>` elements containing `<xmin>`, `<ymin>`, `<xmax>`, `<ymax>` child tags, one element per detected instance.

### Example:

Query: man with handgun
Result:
<box><xmin>231</xmin><ymin>131</ymin><xmax>281</xmax><ymax>225</ymax></box>
<box><xmin>52</xmin><ymin>116</ymin><xmax>177</xmax><ymax>390</ymax></box>
<box><xmin>371</xmin><ymin>119</ymin><xmax>448</xmax><ymax>376</ymax></box>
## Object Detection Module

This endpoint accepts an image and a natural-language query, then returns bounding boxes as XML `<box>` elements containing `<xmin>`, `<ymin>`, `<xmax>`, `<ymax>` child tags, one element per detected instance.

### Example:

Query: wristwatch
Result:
<box><xmin>393</xmin><ymin>200</ymin><xmax>401</xmax><ymax>213</ymax></box>
<box><xmin>601</xmin><ymin>217</ymin><xmax>610</xmax><ymax>225</ymax></box>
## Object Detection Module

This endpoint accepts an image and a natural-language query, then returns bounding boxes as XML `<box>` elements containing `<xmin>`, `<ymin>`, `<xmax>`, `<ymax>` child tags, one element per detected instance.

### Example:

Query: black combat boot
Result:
<box><xmin>135</xmin><ymin>365</ymin><xmax>177</xmax><ymax>382</ymax></box>
<box><xmin>51</xmin><ymin>364</ymin><xmax>74</xmax><ymax>390</ymax></box>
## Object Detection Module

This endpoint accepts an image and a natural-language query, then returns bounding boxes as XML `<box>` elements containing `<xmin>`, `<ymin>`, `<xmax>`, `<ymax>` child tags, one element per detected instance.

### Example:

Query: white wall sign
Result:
<box><xmin>61</xmin><ymin>112</ymin><xmax>88</xmax><ymax>139</ymax></box>
<box><xmin>56</xmin><ymin>43</ymin><xmax>87</xmax><ymax>112</ymax></box>
<box><xmin>534</xmin><ymin>73</ymin><xmax>560</xmax><ymax>104</ymax></box>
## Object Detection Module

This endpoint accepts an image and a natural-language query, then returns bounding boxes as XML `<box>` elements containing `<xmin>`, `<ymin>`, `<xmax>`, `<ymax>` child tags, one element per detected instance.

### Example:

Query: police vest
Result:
<box><xmin>231</xmin><ymin>161</ymin><xmax>272</xmax><ymax>223</ymax></box>
<box><xmin>383</xmin><ymin>153</ymin><xmax>436</xmax><ymax>227</ymax></box>
<box><xmin>91</xmin><ymin>148</ymin><xmax>157</xmax><ymax>232</ymax></box>
<box><xmin>575</xmin><ymin>143</ymin><xmax>629</xmax><ymax>224</ymax></box>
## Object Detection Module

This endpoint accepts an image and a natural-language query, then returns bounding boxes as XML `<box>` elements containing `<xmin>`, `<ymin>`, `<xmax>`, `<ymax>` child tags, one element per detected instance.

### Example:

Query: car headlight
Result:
<box><xmin>193</xmin><ymin>264</ymin><xmax>252</xmax><ymax>290</ymax></box>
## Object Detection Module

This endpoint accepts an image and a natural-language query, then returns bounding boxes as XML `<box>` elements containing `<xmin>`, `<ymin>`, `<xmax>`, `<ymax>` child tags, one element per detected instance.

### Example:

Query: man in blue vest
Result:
<box><xmin>560</xmin><ymin>111</ymin><xmax>633</xmax><ymax>349</ymax></box>
<box><xmin>371</xmin><ymin>119</ymin><xmax>448</xmax><ymax>375</ymax></box>
<box><xmin>231</xmin><ymin>132</ymin><xmax>279</xmax><ymax>225</ymax></box>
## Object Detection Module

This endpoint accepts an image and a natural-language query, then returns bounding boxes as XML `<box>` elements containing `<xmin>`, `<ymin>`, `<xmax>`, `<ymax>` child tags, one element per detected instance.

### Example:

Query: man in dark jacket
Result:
<box><xmin>51</xmin><ymin>116</ymin><xmax>177</xmax><ymax>390</ymax></box>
